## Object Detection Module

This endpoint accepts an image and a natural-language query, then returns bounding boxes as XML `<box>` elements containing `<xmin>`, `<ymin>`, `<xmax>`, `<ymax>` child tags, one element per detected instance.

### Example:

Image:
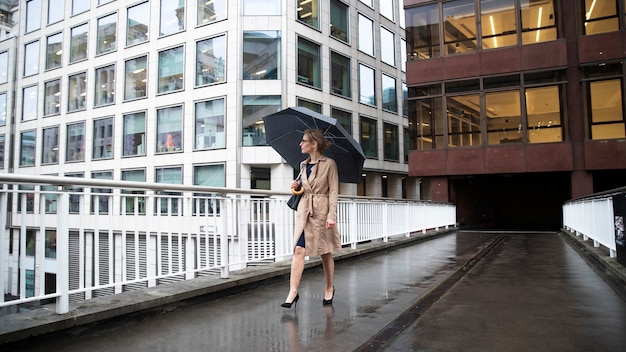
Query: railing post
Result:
<box><xmin>405</xmin><ymin>203</ymin><xmax>410</xmax><ymax>237</ymax></box>
<box><xmin>220</xmin><ymin>196</ymin><xmax>231</xmax><ymax>278</ymax></box>
<box><xmin>56</xmin><ymin>190</ymin><xmax>69</xmax><ymax>314</ymax></box>
<box><xmin>0</xmin><ymin>191</ymin><xmax>6</xmax><ymax>304</ymax></box>
<box><xmin>350</xmin><ymin>202</ymin><xmax>358</xmax><ymax>249</ymax></box>
<box><xmin>383</xmin><ymin>203</ymin><xmax>389</xmax><ymax>243</ymax></box>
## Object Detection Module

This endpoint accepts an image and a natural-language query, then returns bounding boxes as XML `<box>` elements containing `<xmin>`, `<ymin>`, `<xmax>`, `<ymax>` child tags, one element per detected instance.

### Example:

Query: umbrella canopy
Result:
<box><xmin>263</xmin><ymin>107</ymin><xmax>365</xmax><ymax>183</ymax></box>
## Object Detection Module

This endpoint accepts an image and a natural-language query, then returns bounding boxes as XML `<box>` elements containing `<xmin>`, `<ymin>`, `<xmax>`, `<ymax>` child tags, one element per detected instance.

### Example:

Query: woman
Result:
<box><xmin>281</xmin><ymin>129</ymin><xmax>340</xmax><ymax>308</ymax></box>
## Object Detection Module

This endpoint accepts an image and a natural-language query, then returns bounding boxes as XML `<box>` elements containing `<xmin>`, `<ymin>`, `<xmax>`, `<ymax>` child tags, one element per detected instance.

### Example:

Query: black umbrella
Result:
<box><xmin>263</xmin><ymin>107</ymin><xmax>365</xmax><ymax>184</ymax></box>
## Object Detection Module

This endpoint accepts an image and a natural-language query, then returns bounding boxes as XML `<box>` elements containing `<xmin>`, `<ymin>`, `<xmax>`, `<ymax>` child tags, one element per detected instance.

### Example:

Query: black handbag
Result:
<box><xmin>287</xmin><ymin>193</ymin><xmax>301</xmax><ymax>210</ymax></box>
<box><xmin>287</xmin><ymin>166</ymin><xmax>304</xmax><ymax>211</ymax></box>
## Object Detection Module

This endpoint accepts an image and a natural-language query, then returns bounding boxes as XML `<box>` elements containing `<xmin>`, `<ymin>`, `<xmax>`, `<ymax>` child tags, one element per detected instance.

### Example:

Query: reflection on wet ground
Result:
<box><xmin>7</xmin><ymin>232</ymin><xmax>626</xmax><ymax>352</ymax></box>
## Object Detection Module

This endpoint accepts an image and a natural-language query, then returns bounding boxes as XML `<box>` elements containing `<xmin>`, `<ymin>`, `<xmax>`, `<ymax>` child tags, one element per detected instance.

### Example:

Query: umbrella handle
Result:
<box><xmin>291</xmin><ymin>186</ymin><xmax>304</xmax><ymax>195</ymax></box>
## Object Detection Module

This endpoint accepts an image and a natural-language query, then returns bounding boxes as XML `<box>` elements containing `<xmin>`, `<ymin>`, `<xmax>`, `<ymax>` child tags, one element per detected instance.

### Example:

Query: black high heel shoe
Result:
<box><xmin>322</xmin><ymin>287</ymin><xmax>335</xmax><ymax>305</ymax></box>
<box><xmin>281</xmin><ymin>293</ymin><xmax>299</xmax><ymax>308</ymax></box>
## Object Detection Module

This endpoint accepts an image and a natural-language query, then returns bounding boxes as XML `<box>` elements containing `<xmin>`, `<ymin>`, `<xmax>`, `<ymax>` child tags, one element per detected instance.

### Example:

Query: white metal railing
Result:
<box><xmin>563</xmin><ymin>191</ymin><xmax>619</xmax><ymax>258</ymax></box>
<box><xmin>0</xmin><ymin>174</ymin><xmax>456</xmax><ymax>314</ymax></box>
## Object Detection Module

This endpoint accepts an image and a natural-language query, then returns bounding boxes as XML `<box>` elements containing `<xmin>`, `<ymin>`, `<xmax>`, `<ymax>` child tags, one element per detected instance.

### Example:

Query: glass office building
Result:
<box><xmin>0</xmin><ymin>0</ymin><xmax>414</xmax><ymax>199</ymax></box>
<box><xmin>405</xmin><ymin>0</ymin><xmax>626</xmax><ymax>228</ymax></box>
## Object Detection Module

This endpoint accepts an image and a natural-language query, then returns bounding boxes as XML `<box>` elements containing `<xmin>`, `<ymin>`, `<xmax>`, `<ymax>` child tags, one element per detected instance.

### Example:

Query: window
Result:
<box><xmin>408</xmin><ymin>85</ymin><xmax>445</xmax><ymax>150</ymax></box>
<box><xmin>0</xmin><ymin>93</ymin><xmax>6</xmax><ymax>126</ymax></box>
<box><xmin>359</xmin><ymin>0</ymin><xmax>373</xmax><ymax>8</ymax></box>
<box><xmin>157</xmin><ymin>105</ymin><xmax>183</xmax><ymax>153</ymax></box>
<box><xmin>20</xmin><ymin>130</ymin><xmax>36</xmax><ymax>166</ymax></box>
<box><xmin>583</xmin><ymin>0</ymin><xmax>619</xmax><ymax>35</ymax></box>
<box><xmin>521</xmin><ymin>0</ymin><xmax>556</xmax><ymax>44</ymax></box>
<box><xmin>66</xmin><ymin>122</ymin><xmax>85</xmax><ymax>162</ymax></box>
<box><xmin>41</xmin><ymin>183</ymin><xmax>57</xmax><ymax>213</ymax></box>
<box><xmin>486</xmin><ymin>90</ymin><xmax>522</xmax><ymax>144</ymax></box>
<box><xmin>0</xmin><ymin>135</ymin><xmax>4</xmax><ymax>166</ymax></box>
<box><xmin>402</xmin><ymin>82</ymin><xmax>408</xmax><ymax>117</ymax></box>
<box><xmin>195</xmin><ymin>98</ymin><xmax>225</xmax><ymax>150</ymax></box>
<box><xmin>197</xmin><ymin>0</ymin><xmax>227</xmax><ymax>25</ymax></box>
<box><xmin>127</xmin><ymin>2</ymin><xmax>149</xmax><ymax>46</ymax></box>
<box><xmin>122</xmin><ymin>169</ymin><xmax>146</xmax><ymax>214</ymax></box>
<box><xmin>331</xmin><ymin>107</ymin><xmax>352</xmax><ymax>134</ymax></box>
<box><xmin>297</xmin><ymin>37</ymin><xmax>321</xmax><ymax>88</ymax></box>
<box><xmin>42</xmin><ymin>126</ymin><xmax>59</xmax><ymax>164</ymax></box>
<box><xmin>382</xmin><ymin>74</ymin><xmax>397</xmax><ymax>113</ymax></box>
<box><xmin>331</xmin><ymin>51</ymin><xmax>351</xmax><ymax>97</ymax></box>
<box><xmin>158</xmin><ymin>46</ymin><xmax>184</xmax><ymax>93</ymax></box>
<box><xmin>25</xmin><ymin>230</ymin><xmax>36</xmax><ymax>255</ymax></box>
<box><xmin>381</xmin><ymin>0</ymin><xmax>394</xmax><ymax>21</ymax></box>
<box><xmin>45</xmin><ymin>231</ymin><xmax>56</xmax><ymax>257</ymax></box>
<box><xmin>93</xmin><ymin>117</ymin><xmax>113</xmax><ymax>159</ymax></box>
<box><xmin>160</xmin><ymin>0</ymin><xmax>184</xmax><ymax>36</ymax></box>
<box><xmin>123</xmin><ymin>111</ymin><xmax>146</xmax><ymax>156</ymax></box>
<box><xmin>17</xmin><ymin>186</ymin><xmax>35</xmax><ymax>214</ymax></box>
<box><xmin>99</xmin><ymin>0</ymin><xmax>115</xmax><ymax>5</ymax></box>
<box><xmin>196</xmin><ymin>35</ymin><xmax>227</xmax><ymax>86</ymax></box>
<box><xmin>124</xmin><ymin>56</ymin><xmax>147</xmax><ymax>100</ymax></box>
<box><xmin>155</xmin><ymin>167</ymin><xmax>182</xmax><ymax>215</ymax></box>
<box><xmin>381</xmin><ymin>27</ymin><xmax>395</xmax><ymax>66</ymax></box>
<box><xmin>97</xmin><ymin>13</ymin><xmax>117</xmax><ymax>55</ymax></box>
<box><xmin>242</xmin><ymin>95</ymin><xmax>281</xmax><ymax>146</ymax></box>
<box><xmin>243</xmin><ymin>31</ymin><xmax>281</xmax><ymax>80</ymax></box>
<box><xmin>24</xmin><ymin>41</ymin><xmax>40</xmax><ymax>76</ymax></box>
<box><xmin>22</xmin><ymin>85</ymin><xmax>38</xmax><ymax>121</ymax></box>
<box><xmin>481</xmin><ymin>0</ymin><xmax>517</xmax><ymax>49</ymax></box>
<box><xmin>358</xmin><ymin>14</ymin><xmax>374</xmax><ymax>56</ymax></box>
<box><xmin>26</xmin><ymin>0</ymin><xmax>41</xmax><ymax>33</ymax></box>
<box><xmin>243</xmin><ymin>0</ymin><xmax>280</xmax><ymax>15</ymax></box>
<box><xmin>47</xmin><ymin>0</ymin><xmax>64</xmax><ymax>24</ymax></box>
<box><xmin>526</xmin><ymin>86</ymin><xmax>563</xmax><ymax>143</ymax></box>
<box><xmin>64</xmin><ymin>173</ymin><xmax>84</xmax><ymax>213</ymax></box>
<box><xmin>95</xmin><ymin>64</ymin><xmax>116</xmax><ymax>106</ymax></box>
<box><xmin>359</xmin><ymin>64</ymin><xmax>375</xmax><ymax>106</ymax></box>
<box><xmin>404</xmin><ymin>128</ymin><xmax>410</xmax><ymax>163</ymax></box>
<box><xmin>406</xmin><ymin>3</ymin><xmax>440</xmax><ymax>60</ymax></box>
<box><xmin>297</xmin><ymin>98</ymin><xmax>322</xmax><ymax>113</ymax></box>
<box><xmin>91</xmin><ymin>171</ymin><xmax>112</xmax><ymax>214</ymax></box>
<box><xmin>193</xmin><ymin>164</ymin><xmax>225</xmax><ymax>215</ymax></box>
<box><xmin>70</xmin><ymin>23</ymin><xmax>88</xmax><ymax>63</ymax></box>
<box><xmin>443</xmin><ymin>0</ymin><xmax>477</xmax><ymax>55</ymax></box>
<box><xmin>297</xmin><ymin>0</ymin><xmax>319</xmax><ymax>29</ymax></box>
<box><xmin>360</xmin><ymin>117</ymin><xmax>377</xmax><ymax>158</ymax></box>
<box><xmin>384</xmin><ymin>123</ymin><xmax>399</xmax><ymax>161</ymax></box>
<box><xmin>400</xmin><ymin>38</ymin><xmax>406</xmax><ymax>72</ymax></box>
<box><xmin>330</xmin><ymin>0</ymin><xmax>349</xmax><ymax>42</ymax></box>
<box><xmin>72</xmin><ymin>0</ymin><xmax>89</xmax><ymax>15</ymax></box>
<box><xmin>68</xmin><ymin>72</ymin><xmax>86</xmax><ymax>111</ymax></box>
<box><xmin>44</xmin><ymin>79</ymin><xmax>61</xmax><ymax>116</ymax></box>
<box><xmin>399</xmin><ymin>0</ymin><xmax>405</xmax><ymax>28</ymax></box>
<box><xmin>588</xmin><ymin>79</ymin><xmax>625</xmax><ymax>139</ymax></box>
<box><xmin>250</xmin><ymin>167</ymin><xmax>270</xmax><ymax>189</ymax></box>
<box><xmin>447</xmin><ymin>94</ymin><xmax>481</xmax><ymax>147</ymax></box>
<box><xmin>45</xmin><ymin>33</ymin><xmax>63</xmax><ymax>70</ymax></box>
<box><xmin>0</xmin><ymin>51</ymin><xmax>7</xmax><ymax>84</ymax></box>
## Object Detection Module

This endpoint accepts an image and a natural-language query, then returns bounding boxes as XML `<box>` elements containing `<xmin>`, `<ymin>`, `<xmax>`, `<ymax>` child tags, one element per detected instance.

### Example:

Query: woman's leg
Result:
<box><xmin>321</xmin><ymin>253</ymin><xmax>335</xmax><ymax>300</ymax></box>
<box><xmin>285</xmin><ymin>246</ymin><xmax>306</xmax><ymax>303</ymax></box>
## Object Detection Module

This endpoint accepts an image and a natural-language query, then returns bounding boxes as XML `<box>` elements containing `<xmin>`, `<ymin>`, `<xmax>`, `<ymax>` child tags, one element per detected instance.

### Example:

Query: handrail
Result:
<box><xmin>0</xmin><ymin>173</ymin><xmax>457</xmax><ymax>315</ymax></box>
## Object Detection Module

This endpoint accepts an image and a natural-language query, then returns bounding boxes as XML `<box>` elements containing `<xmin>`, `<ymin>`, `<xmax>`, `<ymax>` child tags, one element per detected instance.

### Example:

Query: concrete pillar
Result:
<box><xmin>570</xmin><ymin>171</ymin><xmax>593</xmax><ymax>199</ymax></box>
<box><xmin>430</xmin><ymin>176</ymin><xmax>449</xmax><ymax>203</ymax></box>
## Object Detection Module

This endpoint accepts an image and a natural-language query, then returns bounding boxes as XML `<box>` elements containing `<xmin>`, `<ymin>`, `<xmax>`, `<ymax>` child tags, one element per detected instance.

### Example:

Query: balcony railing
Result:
<box><xmin>0</xmin><ymin>174</ymin><xmax>456</xmax><ymax>314</ymax></box>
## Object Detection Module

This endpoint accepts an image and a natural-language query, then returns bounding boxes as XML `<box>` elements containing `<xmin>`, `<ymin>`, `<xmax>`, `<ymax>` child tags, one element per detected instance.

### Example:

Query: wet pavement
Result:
<box><xmin>3</xmin><ymin>231</ymin><xmax>626</xmax><ymax>352</ymax></box>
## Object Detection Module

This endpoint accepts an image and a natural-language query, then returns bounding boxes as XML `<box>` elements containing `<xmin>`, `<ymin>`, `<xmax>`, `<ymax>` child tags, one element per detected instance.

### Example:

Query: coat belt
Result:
<box><xmin>305</xmin><ymin>193</ymin><xmax>328</xmax><ymax>217</ymax></box>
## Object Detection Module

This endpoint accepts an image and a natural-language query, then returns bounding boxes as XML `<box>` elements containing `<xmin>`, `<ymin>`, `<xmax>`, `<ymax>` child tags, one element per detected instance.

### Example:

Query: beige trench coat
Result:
<box><xmin>293</xmin><ymin>155</ymin><xmax>341</xmax><ymax>256</ymax></box>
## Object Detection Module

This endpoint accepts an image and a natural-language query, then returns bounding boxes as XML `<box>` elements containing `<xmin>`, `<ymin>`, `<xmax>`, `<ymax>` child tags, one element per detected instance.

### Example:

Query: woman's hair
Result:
<box><xmin>304</xmin><ymin>129</ymin><xmax>332</xmax><ymax>153</ymax></box>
